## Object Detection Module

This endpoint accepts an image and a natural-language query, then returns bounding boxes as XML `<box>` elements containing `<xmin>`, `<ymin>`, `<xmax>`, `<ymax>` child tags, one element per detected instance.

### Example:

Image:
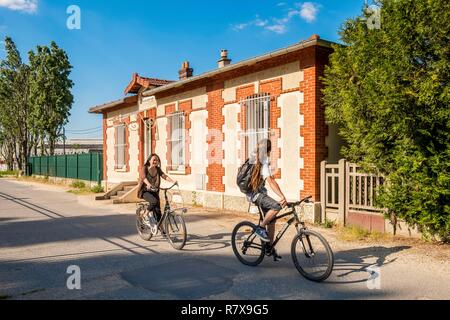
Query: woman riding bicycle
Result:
<box><xmin>137</xmin><ymin>153</ymin><xmax>177</xmax><ymax>223</ymax></box>
<box><xmin>247</xmin><ymin>139</ymin><xmax>287</xmax><ymax>259</ymax></box>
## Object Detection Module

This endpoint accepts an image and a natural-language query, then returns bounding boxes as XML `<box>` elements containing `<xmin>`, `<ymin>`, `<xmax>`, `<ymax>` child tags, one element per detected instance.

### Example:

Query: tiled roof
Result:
<box><xmin>124</xmin><ymin>73</ymin><xmax>175</xmax><ymax>94</ymax></box>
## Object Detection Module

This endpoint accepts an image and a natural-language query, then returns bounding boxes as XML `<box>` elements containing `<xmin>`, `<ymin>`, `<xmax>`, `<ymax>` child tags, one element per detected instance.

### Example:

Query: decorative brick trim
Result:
<box><xmin>179</xmin><ymin>100</ymin><xmax>193</xmax><ymax>174</ymax></box>
<box><xmin>138</xmin><ymin>111</ymin><xmax>145</xmax><ymax>178</ymax></box>
<box><xmin>260</xmin><ymin>78</ymin><xmax>282</xmax><ymax>179</ymax></box>
<box><xmin>124</xmin><ymin>117</ymin><xmax>130</xmax><ymax>172</ymax></box>
<box><xmin>299</xmin><ymin>46</ymin><xmax>330</xmax><ymax>202</ymax></box>
<box><xmin>102</xmin><ymin>113</ymin><xmax>107</xmax><ymax>180</ymax></box>
<box><xmin>281</xmin><ymin>87</ymin><xmax>300</xmax><ymax>94</ymax></box>
<box><xmin>148</xmin><ymin>108</ymin><xmax>157</xmax><ymax>154</ymax></box>
<box><xmin>206</xmin><ymin>81</ymin><xmax>225</xmax><ymax>192</ymax></box>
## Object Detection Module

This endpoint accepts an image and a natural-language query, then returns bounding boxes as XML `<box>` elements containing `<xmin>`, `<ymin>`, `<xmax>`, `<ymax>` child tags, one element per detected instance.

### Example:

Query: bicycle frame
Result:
<box><xmin>254</xmin><ymin>197</ymin><xmax>311</xmax><ymax>250</ymax></box>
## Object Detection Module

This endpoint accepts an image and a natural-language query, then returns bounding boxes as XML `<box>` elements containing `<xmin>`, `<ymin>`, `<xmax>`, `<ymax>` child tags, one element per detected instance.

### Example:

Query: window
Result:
<box><xmin>241</xmin><ymin>93</ymin><xmax>270</xmax><ymax>157</ymax></box>
<box><xmin>168</xmin><ymin>112</ymin><xmax>185</xmax><ymax>172</ymax></box>
<box><xmin>114</xmin><ymin>124</ymin><xmax>126</xmax><ymax>169</ymax></box>
<box><xmin>143</xmin><ymin>119</ymin><xmax>152</xmax><ymax>160</ymax></box>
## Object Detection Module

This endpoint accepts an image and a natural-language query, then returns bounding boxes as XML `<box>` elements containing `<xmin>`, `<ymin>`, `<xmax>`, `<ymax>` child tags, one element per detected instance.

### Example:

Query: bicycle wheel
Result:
<box><xmin>231</xmin><ymin>221</ymin><xmax>265</xmax><ymax>266</ymax></box>
<box><xmin>165</xmin><ymin>212</ymin><xmax>187</xmax><ymax>250</ymax></box>
<box><xmin>291</xmin><ymin>229</ymin><xmax>334</xmax><ymax>282</ymax></box>
<box><xmin>136</xmin><ymin>206</ymin><xmax>154</xmax><ymax>241</ymax></box>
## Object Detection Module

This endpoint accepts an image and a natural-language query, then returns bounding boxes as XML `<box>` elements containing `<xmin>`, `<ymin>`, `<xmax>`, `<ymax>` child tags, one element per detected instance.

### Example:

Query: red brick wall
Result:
<box><xmin>206</xmin><ymin>81</ymin><xmax>225</xmax><ymax>192</ymax></box>
<box><xmin>299</xmin><ymin>46</ymin><xmax>329</xmax><ymax>202</ymax></box>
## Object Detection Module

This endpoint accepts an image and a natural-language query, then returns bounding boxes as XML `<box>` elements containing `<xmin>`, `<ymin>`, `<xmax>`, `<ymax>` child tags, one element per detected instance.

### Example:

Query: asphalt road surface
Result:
<box><xmin>0</xmin><ymin>179</ymin><xmax>449</xmax><ymax>300</ymax></box>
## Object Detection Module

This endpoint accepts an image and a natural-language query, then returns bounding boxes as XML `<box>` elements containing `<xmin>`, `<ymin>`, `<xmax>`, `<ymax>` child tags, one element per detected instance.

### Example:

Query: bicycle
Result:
<box><xmin>231</xmin><ymin>195</ymin><xmax>334</xmax><ymax>282</ymax></box>
<box><xmin>136</xmin><ymin>182</ymin><xmax>187</xmax><ymax>250</ymax></box>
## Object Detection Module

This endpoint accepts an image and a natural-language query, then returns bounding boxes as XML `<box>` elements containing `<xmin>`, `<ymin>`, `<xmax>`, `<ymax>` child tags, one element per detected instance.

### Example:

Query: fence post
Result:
<box><xmin>338</xmin><ymin>159</ymin><xmax>346</xmax><ymax>226</ymax></box>
<box><xmin>345</xmin><ymin>160</ymin><xmax>350</xmax><ymax>227</ymax></box>
<box><xmin>89</xmin><ymin>153</ymin><xmax>93</xmax><ymax>182</ymax></box>
<box><xmin>64</xmin><ymin>155</ymin><xmax>67</xmax><ymax>178</ymax></box>
<box><xmin>97</xmin><ymin>153</ymin><xmax>101</xmax><ymax>185</ymax></box>
<box><xmin>320</xmin><ymin>160</ymin><xmax>327</xmax><ymax>224</ymax></box>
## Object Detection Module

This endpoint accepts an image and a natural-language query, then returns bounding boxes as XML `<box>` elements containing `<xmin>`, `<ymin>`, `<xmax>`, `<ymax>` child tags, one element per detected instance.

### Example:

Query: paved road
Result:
<box><xmin>0</xmin><ymin>178</ymin><xmax>449</xmax><ymax>300</ymax></box>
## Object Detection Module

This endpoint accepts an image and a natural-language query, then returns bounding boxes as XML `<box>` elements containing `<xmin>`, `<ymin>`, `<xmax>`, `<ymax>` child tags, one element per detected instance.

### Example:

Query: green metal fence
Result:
<box><xmin>28</xmin><ymin>153</ymin><xmax>103</xmax><ymax>183</ymax></box>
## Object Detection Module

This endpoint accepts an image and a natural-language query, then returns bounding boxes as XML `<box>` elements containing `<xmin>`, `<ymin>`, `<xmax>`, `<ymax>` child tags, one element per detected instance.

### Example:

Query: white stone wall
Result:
<box><xmin>222</xmin><ymin>103</ymin><xmax>241</xmax><ymax>196</ymax></box>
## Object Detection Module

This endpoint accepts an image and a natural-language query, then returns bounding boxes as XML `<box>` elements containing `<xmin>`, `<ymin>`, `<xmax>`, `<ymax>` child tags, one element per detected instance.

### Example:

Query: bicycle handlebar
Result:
<box><xmin>159</xmin><ymin>182</ymin><xmax>179</xmax><ymax>191</ymax></box>
<box><xmin>286</xmin><ymin>195</ymin><xmax>313</xmax><ymax>208</ymax></box>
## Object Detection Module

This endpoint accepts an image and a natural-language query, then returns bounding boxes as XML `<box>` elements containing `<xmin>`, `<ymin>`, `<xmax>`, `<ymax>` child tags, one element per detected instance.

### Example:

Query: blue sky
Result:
<box><xmin>0</xmin><ymin>0</ymin><xmax>366</xmax><ymax>139</ymax></box>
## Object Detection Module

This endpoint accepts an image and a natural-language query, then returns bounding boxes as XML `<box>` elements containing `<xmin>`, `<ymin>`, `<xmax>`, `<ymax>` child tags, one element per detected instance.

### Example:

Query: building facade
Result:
<box><xmin>89</xmin><ymin>35</ymin><xmax>343</xmax><ymax>211</ymax></box>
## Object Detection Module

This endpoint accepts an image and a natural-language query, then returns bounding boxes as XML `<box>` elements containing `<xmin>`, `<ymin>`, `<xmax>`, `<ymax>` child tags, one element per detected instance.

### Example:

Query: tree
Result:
<box><xmin>29</xmin><ymin>42</ymin><xmax>74</xmax><ymax>155</ymax></box>
<box><xmin>323</xmin><ymin>0</ymin><xmax>450</xmax><ymax>241</ymax></box>
<box><xmin>0</xmin><ymin>37</ymin><xmax>31</xmax><ymax>170</ymax></box>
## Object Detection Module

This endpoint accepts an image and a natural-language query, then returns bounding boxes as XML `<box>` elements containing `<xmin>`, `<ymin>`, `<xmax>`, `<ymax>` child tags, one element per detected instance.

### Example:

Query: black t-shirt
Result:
<box><xmin>145</xmin><ymin>166</ymin><xmax>163</xmax><ymax>192</ymax></box>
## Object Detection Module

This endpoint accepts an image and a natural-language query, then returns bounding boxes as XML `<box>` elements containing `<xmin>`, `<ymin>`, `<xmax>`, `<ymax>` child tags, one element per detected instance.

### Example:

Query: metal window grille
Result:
<box><xmin>114</xmin><ymin>124</ymin><xmax>126</xmax><ymax>169</ymax></box>
<box><xmin>167</xmin><ymin>112</ymin><xmax>185</xmax><ymax>171</ymax></box>
<box><xmin>240</xmin><ymin>93</ymin><xmax>270</xmax><ymax>158</ymax></box>
<box><xmin>144</xmin><ymin>119</ymin><xmax>152</xmax><ymax>160</ymax></box>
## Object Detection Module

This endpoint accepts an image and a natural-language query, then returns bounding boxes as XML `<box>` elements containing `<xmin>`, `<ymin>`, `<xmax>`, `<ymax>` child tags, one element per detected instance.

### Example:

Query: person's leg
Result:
<box><xmin>152</xmin><ymin>192</ymin><xmax>162</xmax><ymax>222</ymax></box>
<box><xmin>143</xmin><ymin>192</ymin><xmax>159</xmax><ymax>219</ymax></box>
<box><xmin>254</xmin><ymin>194</ymin><xmax>281</xmax><ymax>242</ymax></box>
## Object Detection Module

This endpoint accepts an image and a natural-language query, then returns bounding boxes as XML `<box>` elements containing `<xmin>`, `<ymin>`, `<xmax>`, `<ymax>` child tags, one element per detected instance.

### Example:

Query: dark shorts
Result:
<box><xmin>253</xmin><ymin>193</ymin><xmax>282</xmax><ymax>215</ymax></box>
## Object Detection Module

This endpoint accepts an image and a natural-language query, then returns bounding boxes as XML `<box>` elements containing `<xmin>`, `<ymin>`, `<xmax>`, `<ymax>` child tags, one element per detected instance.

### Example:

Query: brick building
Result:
<box><xmin>89</xmin><ymin>35</ymin><xmax>343</xmax><ymax>211</ymax></box>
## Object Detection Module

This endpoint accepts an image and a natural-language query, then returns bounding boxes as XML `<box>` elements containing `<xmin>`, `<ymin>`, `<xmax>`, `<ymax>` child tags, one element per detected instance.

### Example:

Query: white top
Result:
<box><xmin>246</xmin><ymin>154</ymin><xmax>272</xmax><ymax>202</ymax></box>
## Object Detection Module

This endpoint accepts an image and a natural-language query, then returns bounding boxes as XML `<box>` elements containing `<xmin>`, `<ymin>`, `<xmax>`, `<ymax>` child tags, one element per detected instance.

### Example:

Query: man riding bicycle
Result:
<box><xmin>245</xmin><ymin>139</ymin><xmax>287</xmax><ymax>260</ymax></box>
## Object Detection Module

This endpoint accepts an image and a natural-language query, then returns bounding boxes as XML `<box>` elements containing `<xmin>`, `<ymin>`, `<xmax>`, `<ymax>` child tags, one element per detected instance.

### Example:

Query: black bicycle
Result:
<box><xmin>231</xmin><ymin>196</ymin><xmax>334</xmax><ymax>282</ymax></box>
<box><xmin>136</xmin><ymin>182</ymin><xmax>187</xmax><ymax>250</ymax></box>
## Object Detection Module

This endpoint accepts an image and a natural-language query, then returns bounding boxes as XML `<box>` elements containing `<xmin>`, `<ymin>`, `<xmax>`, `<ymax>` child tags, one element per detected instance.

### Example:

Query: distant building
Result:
<box><xmin>37</xmin><ymin>138</ymin><xmax>103</xmax><ymax>155</ymax></box>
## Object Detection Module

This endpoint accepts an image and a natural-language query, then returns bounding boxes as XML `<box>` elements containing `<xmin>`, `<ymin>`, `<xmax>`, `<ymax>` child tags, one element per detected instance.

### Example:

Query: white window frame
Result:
<box><xmin>240</xmin><ymin>93</ymin><xmax>271</xmax><ymax>158</ymax></box>
<box><xmin>143</xmin><ymin>119</ymin><xmax>152</xmax><ymax>161</ymax></box>
<box><xmin>167</xmin><ymin>112</ymin><xmax>185</xmax><ymax>172</ymax></box>
<box><xmin>114</xmin><ymin>124</ymin><xmax>126</xmax><ymax>170</ymax></box>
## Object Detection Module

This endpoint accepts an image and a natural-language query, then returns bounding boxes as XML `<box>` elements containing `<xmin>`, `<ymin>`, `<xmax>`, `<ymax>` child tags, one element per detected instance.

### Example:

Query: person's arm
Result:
<box><xmin>140</xmin><ymin>166</ymin><xmax>152</xmax><ymax>189</ymax></box>
<box><xmin>160</xmin><ymin>169</ymin><xmax>177</xmax><ymax>184</ymax></box>
<box><xmin>266</xmin><ymin>176</ymin><xmax>287</xmax><ymax>207</ymax></box>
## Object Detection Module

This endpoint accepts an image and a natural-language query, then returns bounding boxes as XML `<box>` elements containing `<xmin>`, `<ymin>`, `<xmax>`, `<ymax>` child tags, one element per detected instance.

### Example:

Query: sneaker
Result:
<box><xmin>254</xmin><ymin>227</ymin><xmax>270</xmax><ymax>242</ymax></box>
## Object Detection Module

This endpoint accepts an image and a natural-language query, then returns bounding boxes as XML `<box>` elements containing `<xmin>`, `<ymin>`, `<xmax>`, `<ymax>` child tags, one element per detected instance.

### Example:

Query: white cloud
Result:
<box><xmin>231</xmin><ymin>16</ymin><xmax>268</xmax><ymax>31</ymax></box>
<box><xmin>265</xmin><ymin>24</ymin><xmax>287</xmax><ymax>34</ymax></box>
<box><xmin>299</xmin><ymin>2</ymin><xmax>319</xmax><ymax>23</ymax></box>
<box><xmin>231</xmin><ymin>2</ymin><xmax>320</xmax><ymax>34</ymax></box>
<box><xmin>0</xmin><ymin>0</ymin><xmax>38</xmax><ymax>14</ymax></box>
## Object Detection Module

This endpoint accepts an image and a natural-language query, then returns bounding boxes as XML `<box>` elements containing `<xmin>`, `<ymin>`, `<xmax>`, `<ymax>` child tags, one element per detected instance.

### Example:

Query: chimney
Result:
<box><xmin>218</xmin><ymin>49</ymin><xmax>231</xmax><ymax>68</ymax></box>
<box><xmin>178</xmin><ymin>61</ymin><xmax>193</xmax><ymax>80</ymax></box>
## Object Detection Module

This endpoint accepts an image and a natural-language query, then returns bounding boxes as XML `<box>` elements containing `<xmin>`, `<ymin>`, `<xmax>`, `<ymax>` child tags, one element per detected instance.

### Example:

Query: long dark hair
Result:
<box><xmin>144</xmin><ymin>153</ymin><xmax>161</xmax><ymax>168</ymax></box>
<box><xmin>250</xmin><ymin>139</ymin><xmax>271</xmax><ymax>191</ymax></box>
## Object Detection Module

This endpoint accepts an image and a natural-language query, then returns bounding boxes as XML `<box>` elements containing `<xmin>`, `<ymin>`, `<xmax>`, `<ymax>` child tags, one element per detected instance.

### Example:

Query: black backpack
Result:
<box><xmin>236</xmin><ymin>159</ymin><xmax>255</xmax><ymax>194</ymax></box>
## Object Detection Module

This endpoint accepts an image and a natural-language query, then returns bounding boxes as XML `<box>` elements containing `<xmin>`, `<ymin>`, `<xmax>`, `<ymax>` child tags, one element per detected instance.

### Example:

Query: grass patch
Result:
<box><xmin>90</xmin><ymin>184</ymin><xmax>104</xmax><ymax>193</ymax></box>
<box><xmin>68</xmin><ymin>183</ymin><xmax>104</xmax><ymax>195</ymax></box>
<box><xmin>0</xmin><ymin>170</ymin><xmax>18</xmax><ymax>178</ymax></box>
<box><xmin>70</xmin><ymin>180</ymin><xmax>86</xmax><ymax>189</ymax></box>
<box><xmin>320</xmin><ymin>219</ymin><xmax>336</xmax><ymax>229</ymax></box>
<box><xmin>338</xmin><ymin>225</ymin><xmax>391</xmax><ymax>242</ymax></box>
<box><xmin>0</xmin><ymin>294</ymin><xmax>12</xmax><ymax>300</ymax></box>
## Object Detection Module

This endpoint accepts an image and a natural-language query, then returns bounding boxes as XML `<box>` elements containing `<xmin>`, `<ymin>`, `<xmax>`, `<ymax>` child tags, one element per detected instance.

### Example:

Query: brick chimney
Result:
<box><xmin>218</xmin><ymin>49</ymin><xmax>231</xmax><ymax>68</ymax></box>
<box><xmin>178</xmin><ymin>61</ymin><xmax>193</xmax><ymax>80</ymax></box>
